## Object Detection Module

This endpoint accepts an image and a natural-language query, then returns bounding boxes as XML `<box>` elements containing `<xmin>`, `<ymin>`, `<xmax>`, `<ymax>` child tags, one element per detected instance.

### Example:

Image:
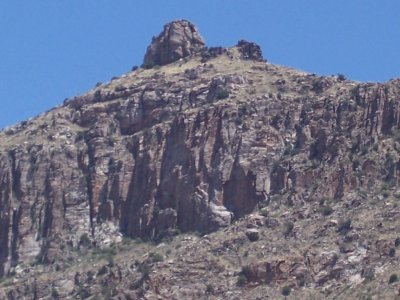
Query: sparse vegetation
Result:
<box><xmin>284</xmin><ymin>221</ymin><xmax>294</xmax><ymax>238</ymax></box>
<box><xmin>51</xmin><ymin>288</ymin><xmax>59</xmax><ymax>299</ymax></box>
<box><xmin>148</xmin><ymin>252</ymin><xmax>164</xmax><ymax>263</ymax></box>
<box><xmin>311</xmin><ymin>78</ymin><xmax>324</xmax><ymax>93</ymax></box>
<box><xmin>337</xmin><ymin>219</ymin><xmax>352</xmax><ymax>235</ymax></box>
<box><xmin>389</xmin><ymin>273</ymin><xmax>398</xmax><ymax>284</ymax></box>
<box><xmin>216</xmin><ymin>89</ymin><xmax>229</xmax><ymax>99</ymax></box>
<box><xmin>79</xmin><ymin>233</ymin><xmax>91</xmax><ymax>248</ymax></box>
<box><xmin>137</xmin><ymin>261</ymin><xmax>150</xmax><ymax>278</ymax></box>
<box><xmin>389</xmin><ymin>248</ymin><xmax>396</xmax><ymax>257</ymax></box>
<box><xmin>362</xmin><ymin>268</ymin><xmax>375</xmax><ymax>281</ymax></box>
<box><xmin>281</xmin><ymin>285</ymin><xmax>291</xmax><ymax>297</ymax></box>
<box><xmin>320</xmin><ymin>205</ymin><xmax>333</xmax><ymax>216</ymax></box>
<box><xmin>259</xmin><ymin>207</ymin><xmax>268</xmax><ymax>217</ymax></box>
<box><xmin>337</xmin><ymin>73</ymin><xmax>347</xmax><ymax>81</ymax></box>
<box><xmin>237</xmin><ymin>274</ymin><xmax>247</xmax><ymax>286</ymax></box>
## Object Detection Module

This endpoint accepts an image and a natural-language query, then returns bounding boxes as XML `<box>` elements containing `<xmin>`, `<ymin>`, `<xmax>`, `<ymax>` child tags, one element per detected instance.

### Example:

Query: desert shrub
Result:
<box><xmin>337</xmin><ymin>219</ymin><xmax>352</xmax><ymax>235</ymax></box>
<box><xmin>284</xmin><ymin>221</ymin><xmax>294</xmax><ymax>237</ymax></box>
<box><xmin>97</xmin><ymin>265</ymin><xmax>108</xmax><ymax>276</ymax></box>
<box><xmin>298</xmin><ymin>277</ymin><xmax>305</xmax><ymax>287</ymax></box>
<box><xmin>259</xmin><ymin>207</ymin><xmax>269</xmax><ymax>217</ymax></box>
<box><xmin>107</xmin><ymin>255</ymin><xmax>114</xmax><ymax>267</ymax></box>
<box><xmin>247</xmin><ymin>88</ymin><xmax>256</xmax><ymax>95</ymax></box>
<box><xmin>395</xmin><ymin>238</ymin><xmax>400</xmax><ymax>247</ymax></box>
<box><xmin>77</xmin><ymin>285</ymin><xmax>90</xmax><ymax>298</ymax></box>
<box><xmin>79</xmin><ymin>233</ymin><xmax>91</xmax><ymax>248</ymax></box>
<box><xmin>237</xmin><ymin>274</ymin><xmax>247</xmax><ymax>286</ymax></box>
<box><xmin>381</xmin><ymin>181</ymin><xmax>391</xmax><ymax>196</ymax></box>
<box><xmin>389</xmin><ymin>248</ymin><xmax>396</xmax><ymax>257</ymax></box>
<box><xmin>320</xmin><ymin>205</ymin><xmax>333</xmax><ymax>216</ymax></box>
<box><xmin>331</xmin><ymin>253</ymin><xmax>339</xmax><ymax>266</ymax></box>
<box><xmin>389</xmin><ymin>273</ymin><xmax>398</xmax><ymax>284</ymax></box>
<box><xmin>51</xmin><ymin>288</ymin><xmax>59</xmax><ymax>299</ymax></box>
<box><xmin>206</xmin><ymin>284</ymin><xmax>214</xmax><ymax>294</ymax></box>
<box><xmin>75</xmin><ymin>131</ymin><xmax>86</xmax><ymax>143</ymax></box>
<box><xmin>337</xmin><ymin>73</ymin><xmax>347</xmax><ymax>81</ymax></box>
<box><xmin>362</xmin><ymin>267</ymin><xmax>375</xmax><ymax>281</ymax></box>
<box><xmin>216</xmin><ymin>90</ymin><xmax>229</xmax><ymax>100</ymax></box>
<box><xmin>93</xmin><ymin>90</ymin><xmax>102</xmax><ymax>101</ymax></box>
<box><xmin>350</xmin><ymin>85</ymin><xmax>360</xmax><ymax>99</ymax></box>
<box><xmin>360</xmin><ymin>144</ymin><xmax>368</xmax><ymax>155</ymax></box>
<box><xmin>281</xmin><ymin>285</ymin><xmax>291</xmax><ymax>297</ymax></box>
<box><xmin>240</xmin><ymin>265</ymin><xmax>253</xmax><ymax>279</ymax></box>
<box><xmin>137</xmin><ymin>262</ymin><xmax>150</xmax><ymax>278</ymax></box>
<box><xmin>311</xmin><ymin>79</ymin><xmax>324</xmax><ymax>93</ymax></box>
<box><xmin>148</xmin><ymin>252</ymin><xmax>164</xmax><ymax>263</ymax></box>
<box><xmin>283</xmin><ymin>144</ymin><xmax>294</xmax><ymax>156</ymax></box>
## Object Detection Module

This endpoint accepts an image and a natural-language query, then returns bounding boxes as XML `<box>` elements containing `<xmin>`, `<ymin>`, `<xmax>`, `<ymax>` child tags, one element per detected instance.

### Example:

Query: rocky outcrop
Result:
<box><xmin>142</xmin><ymin>20</ymin><xmax>205</xmax><ymax>68</ymax></box>
<box><xmin>1</xmin><ymin>56</ymin><xmax>400</xmax><ymax>279</ymax></box>
<box><xmin>236</xmin><ymin>40</ymin><xmax>264</xmax><ymax>61</ymax></box>
<box><xmin>1</xmin><ymin>21</ymin><xmax>400</xmax><ymax>300</ymax></box>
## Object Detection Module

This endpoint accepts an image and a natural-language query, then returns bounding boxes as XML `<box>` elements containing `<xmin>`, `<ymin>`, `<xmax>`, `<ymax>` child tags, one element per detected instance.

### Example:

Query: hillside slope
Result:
<box><xmin>1</xmin><ymin>20</ymin><xmax>400</xmax><ymax>299</ymax></box>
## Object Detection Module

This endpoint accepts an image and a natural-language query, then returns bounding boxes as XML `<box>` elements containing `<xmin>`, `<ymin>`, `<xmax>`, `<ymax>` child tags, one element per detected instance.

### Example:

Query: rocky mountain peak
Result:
<box><xmin>142</xmin><ymin>20</ymin><xmax>205</xmax><ymax>68</ymax></box>
<box><xmin>2</xmin><ymin>19</ymin><xmax>400</xmax><ymax>299</ymax></box>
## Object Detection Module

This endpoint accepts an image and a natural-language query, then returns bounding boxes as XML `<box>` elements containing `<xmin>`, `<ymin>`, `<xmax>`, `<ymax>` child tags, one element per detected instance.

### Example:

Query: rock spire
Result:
<box><xmin>142</xmin><ymin>20</ymin><xmax>205</xmax><ymax>68</ymax></box>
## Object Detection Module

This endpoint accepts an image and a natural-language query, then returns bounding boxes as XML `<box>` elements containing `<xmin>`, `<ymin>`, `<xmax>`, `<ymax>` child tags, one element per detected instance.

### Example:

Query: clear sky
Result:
<box><xmin>0</xmin><ymin>1</ymin><xmax>399</xmax><ymax>129</ymax></box>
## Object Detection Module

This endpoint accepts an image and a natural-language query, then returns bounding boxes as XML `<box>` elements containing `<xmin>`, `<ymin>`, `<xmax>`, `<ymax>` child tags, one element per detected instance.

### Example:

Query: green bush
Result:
<box><xmin>259</xmin><ymin>207</ymin><xmax>269</xmax><ymax>217</ymax></box>
<box><xmin>149</xmin><ymin>252</ymin><xmax>164</xmax><ymax>263</ymax></box>
<box><xmin>216</xmin><ymin>90</ymin><xmax>229</xmax><ymax>100</ymax></box>
<box><xmin>281</xmin><ymin>285</ymin><xmax>291</xmax><ymax>296</ymax></box>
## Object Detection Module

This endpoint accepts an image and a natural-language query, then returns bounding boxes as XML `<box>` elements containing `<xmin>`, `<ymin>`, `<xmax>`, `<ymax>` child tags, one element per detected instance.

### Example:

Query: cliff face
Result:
<box><xmin>1</xmin><ymin>21</ymin><xmax>400</xmax><ymax>299</ymax></box>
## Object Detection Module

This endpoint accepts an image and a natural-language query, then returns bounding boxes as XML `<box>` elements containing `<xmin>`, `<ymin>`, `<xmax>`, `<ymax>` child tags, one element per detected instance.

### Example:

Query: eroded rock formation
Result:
<box><xmin>142</xmin><ymin>19</ymin><xmax>205</xmax><ymax>68</ymax></box>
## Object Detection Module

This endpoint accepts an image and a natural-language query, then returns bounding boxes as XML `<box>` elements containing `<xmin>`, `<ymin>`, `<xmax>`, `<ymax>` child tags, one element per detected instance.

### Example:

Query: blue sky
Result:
<box><xmin>0</xmin><ymin>1</ymin><xmax>399</xmax><ymax>129</ymax></box>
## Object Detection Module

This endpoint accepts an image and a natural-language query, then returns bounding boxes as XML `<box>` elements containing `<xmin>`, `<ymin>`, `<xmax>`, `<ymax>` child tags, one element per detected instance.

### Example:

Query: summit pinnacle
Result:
<box><xmin>142</xmin><ymin>20</ymin><xmax>205</xmax><ymax>68</ymax></box>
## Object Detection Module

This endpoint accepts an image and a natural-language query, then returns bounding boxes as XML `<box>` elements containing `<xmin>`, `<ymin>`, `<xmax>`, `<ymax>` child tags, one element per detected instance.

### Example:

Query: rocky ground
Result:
<box><xmin>0</xmin><ymin>20</ymin><xmax>400</xmax><ymax>299</ymax></box>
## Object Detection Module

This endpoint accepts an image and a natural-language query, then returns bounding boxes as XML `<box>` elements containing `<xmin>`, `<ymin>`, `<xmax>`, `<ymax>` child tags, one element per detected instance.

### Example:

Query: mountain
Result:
<box><xmin>1</xmin><ymin>20</ymin><xmax>400</xmax><ymax>299</ymax></box>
